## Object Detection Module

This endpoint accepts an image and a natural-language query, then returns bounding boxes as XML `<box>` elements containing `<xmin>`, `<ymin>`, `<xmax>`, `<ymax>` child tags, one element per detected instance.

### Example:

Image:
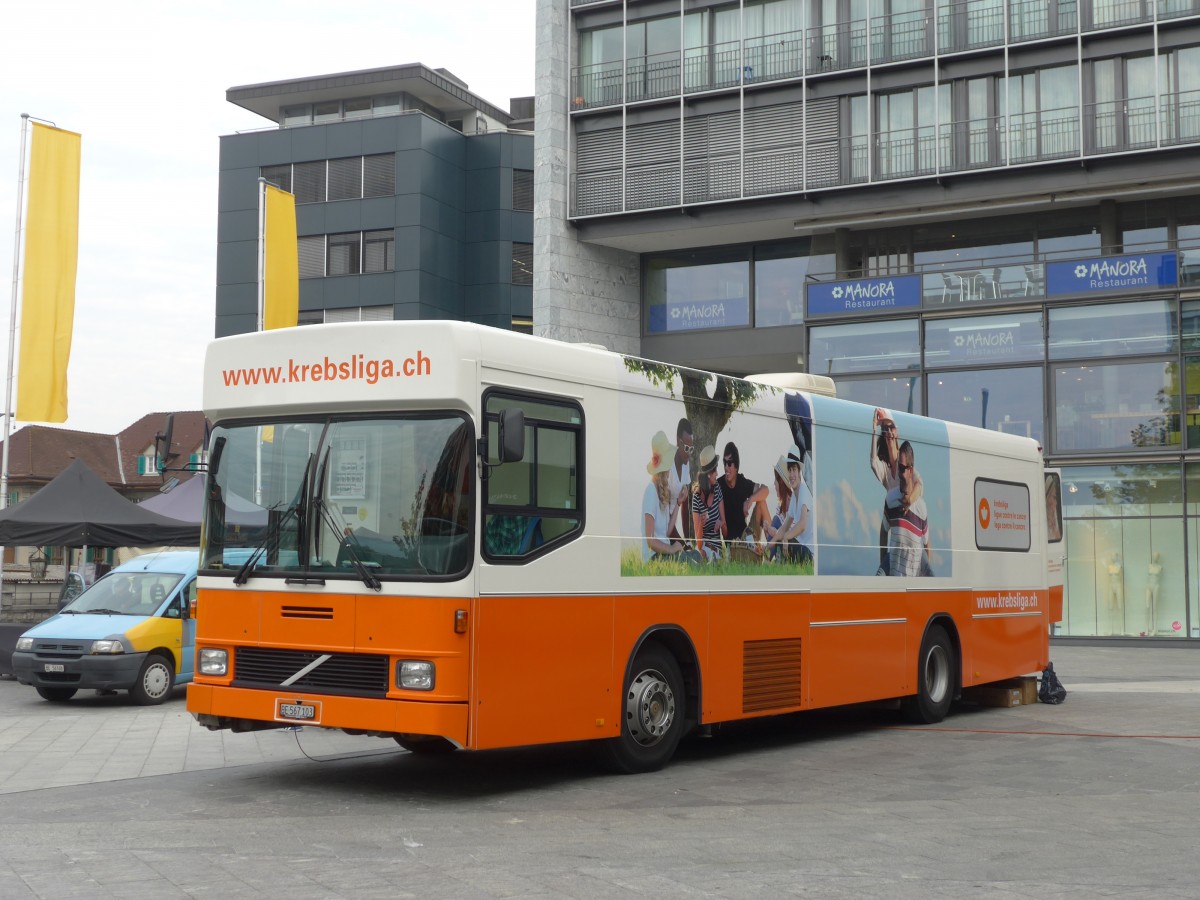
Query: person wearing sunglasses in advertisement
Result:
<box><xmin>882</xmin><ymin>441</ymin><xmax>933</xmax><ymax>577</ymax></box>
<box><xmin>719</xmin><ymin>441</ymin><xmax>769</xmax><ymax>555</ymax></box>
<box><xmin>870</xmin><ymin>407</ymin><xmax>923</xmax><ymax>574</ymax></box>
<box><xmin>668</xmin><ymin>418</ymin><xmax>694</xmax><ymax>541</ymax></box>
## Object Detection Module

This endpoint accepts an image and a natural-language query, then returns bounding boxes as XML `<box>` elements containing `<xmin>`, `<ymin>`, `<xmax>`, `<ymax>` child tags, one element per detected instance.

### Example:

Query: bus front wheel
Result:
<box><xmin>596</xmin><ymin>643</ymin><xmax>685</xmax><ymax>774</ymax></box>
<box><xmin>901</xmin><ymin>624</ymin><xmax>955</xmax><ymax>724</ymax></box>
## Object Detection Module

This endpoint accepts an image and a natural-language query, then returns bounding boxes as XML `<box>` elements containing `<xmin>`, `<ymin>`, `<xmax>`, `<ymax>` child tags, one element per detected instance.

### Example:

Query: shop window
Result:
<box><xmin>927</xmin><ymin>366</ymin><xmax>1044</xmax><ymax>442</ymax></box>
<box><xmin>808</xmin><ymin>319</ymin><xmax>920</xmax><ymax>375</ymax></box>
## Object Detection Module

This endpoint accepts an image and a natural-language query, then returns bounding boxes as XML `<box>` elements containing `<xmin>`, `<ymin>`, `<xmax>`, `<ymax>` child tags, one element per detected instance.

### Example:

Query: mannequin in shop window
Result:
<box><xmin>1145</xmin><ymin>551</ymin><xmax>1163</xmax><ymax>635</ymax></box>
<box><xmin>1107</xmin><ymin>551</ymin><xmax>1124</xmax><ymax>632</ymax></box>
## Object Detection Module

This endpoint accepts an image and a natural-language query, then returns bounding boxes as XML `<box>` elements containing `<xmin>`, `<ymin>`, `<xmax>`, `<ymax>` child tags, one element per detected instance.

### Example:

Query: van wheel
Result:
<box><xmin>130</xmin><ymin>654</ymin><xmax>175</xmax><ymax>706</ymax></box>
<box><xmin>394</xmin><ymin>735</ymin><xmax>457</xmax><ymax>755</ymax></box>
<box><xmin>901</xmin><ymin>625</ymin><xmax>955</xmax><ymax>724</ymax></box>
<box><xmin>36</xmin><ymin>686</ymin><xmax>77</xmax><ymax>702</ymax></box>
<box><xmin>595</xmin><ymin>643</ymin><xmax>685</xmax><ymax>774</ymax></box>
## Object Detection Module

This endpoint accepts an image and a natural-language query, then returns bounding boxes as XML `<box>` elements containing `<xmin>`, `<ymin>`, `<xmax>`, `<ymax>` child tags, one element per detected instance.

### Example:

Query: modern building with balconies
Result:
<box><xmin>216</xmin><ymin>64</ymin><xmax>535</xmax><ymax>337</ymax></box>
<box><xmin>534</xmin><ymin>0</ymin><xmax>1200</xmax><ymax>639</ymax></box>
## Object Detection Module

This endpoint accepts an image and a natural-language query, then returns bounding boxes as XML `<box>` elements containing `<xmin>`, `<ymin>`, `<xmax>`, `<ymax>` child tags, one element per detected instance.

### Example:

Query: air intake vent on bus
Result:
<box><xmin>742</xmin><ymin>638</ymin><xmax>802</xmax><ymax>713</ymax></box>
<box><xmin>280</xmin><ymin>605</ymin><xmax>335</xmax><ymax>620</ymax></box>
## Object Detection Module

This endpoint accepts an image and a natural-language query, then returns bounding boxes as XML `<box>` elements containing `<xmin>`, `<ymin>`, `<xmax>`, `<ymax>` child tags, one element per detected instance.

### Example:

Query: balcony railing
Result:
<box><xmin>570</xmin><ymin>0</ymin><xmax>1193</xmax><ymax>111</ymax></box>
<box><xmin>571</xmin><ymin>88</ymin><xmax>1199</xmax><ymax>217</ymax></box>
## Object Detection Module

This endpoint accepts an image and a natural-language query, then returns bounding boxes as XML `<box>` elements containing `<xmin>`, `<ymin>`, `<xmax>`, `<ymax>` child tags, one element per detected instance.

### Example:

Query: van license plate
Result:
<box><xmin>43</xmin><ymin>664</ymin><xmax>64</xmax><ymax>673</ymax></box>
<box><xmin>278</xmin><ymin>702</ymin><xmax>316</xmax><ymax>722</ymax></box>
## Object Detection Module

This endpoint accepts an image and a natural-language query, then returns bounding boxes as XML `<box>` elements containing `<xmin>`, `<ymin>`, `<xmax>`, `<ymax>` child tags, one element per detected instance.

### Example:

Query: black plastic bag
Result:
<box><xmin>1039</xmin><ymin>662</ymin><xmax>1067</xmax><ymax>704</ymax></box>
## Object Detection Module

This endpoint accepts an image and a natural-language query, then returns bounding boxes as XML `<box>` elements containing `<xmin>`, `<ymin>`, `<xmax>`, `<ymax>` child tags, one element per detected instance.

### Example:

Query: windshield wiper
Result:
<box><xmin>312</xmin><ymin>490</ymin><xmax>381</xmax><ymax>591</ymax></box>
<box><xmin>80</xmin><ymin>608</ymin><xmax>123</xmax><ymax>615</ymax></box>
<box><xmin>233</xmin><ymin>453</ymin><xmax>313</xmax><ymax>586</ymax></box>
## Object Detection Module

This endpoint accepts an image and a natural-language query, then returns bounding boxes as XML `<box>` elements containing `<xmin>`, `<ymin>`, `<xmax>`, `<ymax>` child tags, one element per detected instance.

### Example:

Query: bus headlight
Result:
<box><xmin>91</xmin><ymin>640</ymin><xmax>125</xmax><ymax>654</ymax></box>
<box><xmin>15</xmin><ymin>637</ymin><xmax>33</xmax><ymax>652</ymax></box>
<box><xmin>397</xmin><ymin>660</ymin><xmax>435</xmax><ymax>690</ymax></box>
<box><xmin>199</xmin><ymin>648</ymin><xmax>228</xmax><ymax>676</ymax></box>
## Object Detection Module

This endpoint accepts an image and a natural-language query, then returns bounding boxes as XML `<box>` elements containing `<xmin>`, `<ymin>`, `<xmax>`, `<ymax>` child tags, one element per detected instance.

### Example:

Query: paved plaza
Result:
<box><xmin>0</xmin><ymin>642</ymin><xmax>1196</xmax><ymax>897</ymax></box>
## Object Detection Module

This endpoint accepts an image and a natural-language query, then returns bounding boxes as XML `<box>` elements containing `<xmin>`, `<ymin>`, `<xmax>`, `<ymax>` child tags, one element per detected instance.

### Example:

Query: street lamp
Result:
<box><xmin>28</xmin><ymin>550</ymin><xmax>47</xmax><ymax>581</ymax></box>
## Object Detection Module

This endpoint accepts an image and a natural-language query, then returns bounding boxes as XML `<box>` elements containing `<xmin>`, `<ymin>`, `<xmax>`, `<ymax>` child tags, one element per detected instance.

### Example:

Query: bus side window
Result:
<box><xmin>482</xmin><ymin>390</ymin><xmax>583</xmax><ymax>562</ymax></box>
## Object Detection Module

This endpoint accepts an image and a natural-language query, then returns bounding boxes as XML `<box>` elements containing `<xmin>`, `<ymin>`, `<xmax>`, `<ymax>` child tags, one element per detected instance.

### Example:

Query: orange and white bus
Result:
<box><xmin>187</xmin><ymin>321</ymin><xmax>1063</xmax><ymax>772</ymax></box>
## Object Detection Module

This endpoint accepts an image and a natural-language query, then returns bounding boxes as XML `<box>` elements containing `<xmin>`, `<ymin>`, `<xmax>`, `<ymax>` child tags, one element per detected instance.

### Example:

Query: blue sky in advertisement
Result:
<box><xmin>811</xmin><ymin>396</ymin><xmax>952</xmax><ymax>577</ymax></box>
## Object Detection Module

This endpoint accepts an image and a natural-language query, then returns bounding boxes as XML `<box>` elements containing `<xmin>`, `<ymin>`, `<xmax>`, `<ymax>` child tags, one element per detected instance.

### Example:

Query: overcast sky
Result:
<box><xmin>0</xmin><ymin>0</ymin><xmax>536</xmax><ymax>436</ymax></box>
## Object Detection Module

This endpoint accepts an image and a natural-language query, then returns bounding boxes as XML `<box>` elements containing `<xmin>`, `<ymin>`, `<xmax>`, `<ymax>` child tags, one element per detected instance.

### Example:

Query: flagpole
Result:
<box><xmin>255</xmin><ymin>177</ymin><xmax>265</xmax><ymax>505</ymax></box>
<box><xmin>257</xmin><ymin>176</ymin><xmax>266</xmax><ymax>332</ymax></box>
<box><xmin>0</xmin><ymin>114</ymin><xmax>32</xmax><ymax>614</ymax></box>
<box><xmin>2</xmin><ymin>115</ymin><xmax>31</xmax><ymax>512</ymax></box>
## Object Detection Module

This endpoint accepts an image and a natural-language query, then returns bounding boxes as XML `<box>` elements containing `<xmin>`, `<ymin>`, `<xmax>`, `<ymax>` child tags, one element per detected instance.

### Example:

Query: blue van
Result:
<box><xmin>11</xmin><ymin>550</ymin><xmax>202</xmax><ymax>705</ymax></box>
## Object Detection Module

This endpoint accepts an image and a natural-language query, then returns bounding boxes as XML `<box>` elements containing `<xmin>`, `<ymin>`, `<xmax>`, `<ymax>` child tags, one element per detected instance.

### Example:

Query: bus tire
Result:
<box><xmin>596</xmin><ymin>643</ymin><xmax>685</xmax><ymax>774</ymax></box>
<box><xmin>36</xmin><ymin>686</ymin><xmax>77</xmax><ymax>702</ymax></box>
<box><xmin>901</xmin><ymin>624</ymin><xmax>955</xmax><ymax>724</ymax></box>
<box><xmin>130</xmin><ymin>654</ymin><xmax>175</xmax><ymax>706</ymax></box>
<box><xmin>394</xmin><ymin>735</ymin><xmax>457</xmax><ymax>755</ymax></box>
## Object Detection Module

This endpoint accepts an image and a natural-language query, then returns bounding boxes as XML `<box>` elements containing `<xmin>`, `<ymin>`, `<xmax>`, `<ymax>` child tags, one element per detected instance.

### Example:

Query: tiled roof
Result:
<box><xmin>0</xmin><ymin>411</ymin><xmax>208</xmax><ymax>490</ymax></box>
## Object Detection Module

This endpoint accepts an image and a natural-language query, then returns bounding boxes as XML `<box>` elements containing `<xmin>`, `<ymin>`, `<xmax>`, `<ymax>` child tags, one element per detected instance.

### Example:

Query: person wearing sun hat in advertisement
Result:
<box><xmin>690</xmin><ymin>445</ymin><xmax>726</xmax><ymax>562</ymax></box>
<box><xmin>642</xmin><ymin>431</ymin><xmax>689</xmax><ymax>562</ymax></box>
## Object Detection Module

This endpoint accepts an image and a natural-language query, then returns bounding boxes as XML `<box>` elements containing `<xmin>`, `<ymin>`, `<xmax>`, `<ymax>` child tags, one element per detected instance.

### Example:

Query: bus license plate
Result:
<box><xmin>276</xmin><ymin>700</ymin><xmax>320</xmax><ymax>723</ymax></box>
<box><xmin>43</xmin><ymin>663</ymin><xmax>64</xmax><ymax>673</ymax></box>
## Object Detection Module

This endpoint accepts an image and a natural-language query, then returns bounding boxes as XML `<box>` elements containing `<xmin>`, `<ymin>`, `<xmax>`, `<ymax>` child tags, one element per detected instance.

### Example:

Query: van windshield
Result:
<box><xmin>66</xmin><ymin>572</ymin><xmax>184</xmax><ymax>616</ymax></box>
<box><xmin>201</xmin><ymin>414</ymin><xmax>474</xmax><ymax>580</ymax></box>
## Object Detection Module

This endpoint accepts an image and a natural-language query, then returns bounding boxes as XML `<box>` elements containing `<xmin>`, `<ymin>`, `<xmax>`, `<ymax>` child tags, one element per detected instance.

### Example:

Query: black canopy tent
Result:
<box><xmin>0</xmin><ymin>459</ymin><xmax>200</xmax><ymax>546</ymax></box>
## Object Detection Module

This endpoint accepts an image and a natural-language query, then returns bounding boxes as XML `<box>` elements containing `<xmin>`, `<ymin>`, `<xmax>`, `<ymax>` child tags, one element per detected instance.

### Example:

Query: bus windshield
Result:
<box><xmin>201</xmin><ymin>414</ymin><xmax>473</xmax><ymax>580</ymax></box>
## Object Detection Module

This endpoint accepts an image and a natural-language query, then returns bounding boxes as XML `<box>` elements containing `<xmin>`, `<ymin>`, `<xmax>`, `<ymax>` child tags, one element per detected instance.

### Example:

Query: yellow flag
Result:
<box><xmin>263</xmin><ymin>183</ymin><xmax>298</xmax><ymax>330</ymax></box>
<box><xmin>18</xmin><ymin>123</ymin><xmax>81</xmax><ymax>423</ymax></box>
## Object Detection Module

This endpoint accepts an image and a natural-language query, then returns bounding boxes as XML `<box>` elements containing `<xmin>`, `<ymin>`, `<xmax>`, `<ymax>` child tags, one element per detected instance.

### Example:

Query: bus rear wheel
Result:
<box><xmin>901</xmin><ymin>624</ymin><xmax>955</xmax><ymax>724</ymax></box>
<box><xmin>596</xmin><ymin>643</ymin><xmax>685</xmax><ymax>774</ymax></box>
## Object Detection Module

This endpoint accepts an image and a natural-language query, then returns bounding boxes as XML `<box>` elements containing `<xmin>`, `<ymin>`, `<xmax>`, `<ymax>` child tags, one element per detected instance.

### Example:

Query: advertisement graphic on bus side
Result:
<box><xmin>619</xmin><ymin>358</ymin><xmax>950</xmax><ymax>578</ymax></box>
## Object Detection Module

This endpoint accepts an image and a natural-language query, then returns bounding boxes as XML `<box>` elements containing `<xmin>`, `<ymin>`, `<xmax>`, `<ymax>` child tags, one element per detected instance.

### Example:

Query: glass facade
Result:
<box><xmin>571</xmin><ymin>0</ymin><xmax>1200</xmax><ymax>640</ymax></box>
<box><xmin>635</xmin><ymin>197</ymin><xmax>1200</xmax><ymax>639</ymax></box>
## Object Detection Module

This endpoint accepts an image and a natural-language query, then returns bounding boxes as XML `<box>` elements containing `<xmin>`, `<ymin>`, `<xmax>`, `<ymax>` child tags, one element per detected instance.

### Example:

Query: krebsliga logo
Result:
<box><xmin>978</xmin><ymin>497</ymin><xmax>991</xmax><ymax>529</ymax></box>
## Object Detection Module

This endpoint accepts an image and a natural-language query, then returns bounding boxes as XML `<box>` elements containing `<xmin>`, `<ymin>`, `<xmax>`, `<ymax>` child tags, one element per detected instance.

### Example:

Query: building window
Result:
<box><xmin>512</xmin><ymin>242</ymin><xmax>533</xmax><ymax>285</ymax></box>
<box><xmin>313</xmin><ymin>101</ymin><xmax>340</xmax><ymax>124</ymax></box>
<box><xmin>644</xmin><ymin>248</ymin><xmax>749</xmax><ymax>334</ymax></box>
<box><xmin>363</xmin><ymin>230</ymin><xmax>395</xmax><ymax>274</ymax></box>
<box><xmin>928</xmin><ymin>366</ymin><xmax>1045</xmax><ymax>443</ymax></box>
<box><xmin>363</xmin><ymin>154</ymin><xmax>396</xmax><ymax>197</ymax></box>
<box><xmin>261</xmin><ymin>164</ymin><xmax>291</xmax><ymax>194</ymax></box>
<box><xmin>327</xmin><ymin>157</ymin><xmax>363</xmax><ymax>202</ymax></box>
<box><xmin>513</xmin><ymin>169</ymin><xmax>534</xmax><ymax>211</ymax></box>
<box><xmin>328</xmin><ymin>232</ymin><xmax>363</xmax><ymax>276</ymax></box>
<box><xmin>263</xmin><ymin>154</ymin><xmax>395</xmax><ymax>205</ymax></box>
<box><xmin>282</xmin><ymin>105</ymin><xmax>311</xmax><ymax>127</ymax></box>
<box><xmin>1054</xmin><ymin>361</ymin><xmax>1178</xmax><ymax>452</ymax></box>
<box><xmin>300</xmin><ymin>230</ymin><xmax>394</xmax><ymax>278</ymax></box>
<box><xmin>924</xmin><ymin>312</ymin><xmax>1044</xmax><ymax>369</ymax></box>
<box><xmin>344</xmin><ymin>97</ymin><xmax>372</xmax><ymax>119</ymax></box>
<box><xmin>325</xmin><ymin>305</ymin><xmax>394</xmax><ymax>324</ymax></box>
<box><xmin>809</xmin><ymin>319</ymin><xmax>921</xmax><ymax>375</ymax></box>
<box><xmin>292</xmin><ymin>161</ymin><xmax>327</xmax><ymax>204</ymax></box>
<box><xmin>298</xmin><ymin>236</ymin><xmax>325</xmax><ymax>279</ymax></box>
<box><xmin>1048</xmin><ymin>300</ymin><xmax>1177</xmax><ymax>360</ymax></box>
<box><xmin>754</xmin><ymin>242</ymin><xmax>808</xmax><ymax>327</ymax></box>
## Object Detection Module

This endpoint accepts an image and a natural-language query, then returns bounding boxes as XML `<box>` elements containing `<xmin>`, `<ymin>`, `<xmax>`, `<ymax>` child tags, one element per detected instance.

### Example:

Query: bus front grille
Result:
<box><xmin>233</xmin><ymin>647</ymin><xmax>390</xmax><ymax>698</ymax></box>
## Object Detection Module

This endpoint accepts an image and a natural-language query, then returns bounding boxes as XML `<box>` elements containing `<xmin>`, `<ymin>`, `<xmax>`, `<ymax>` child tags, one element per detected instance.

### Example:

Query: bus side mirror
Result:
<box><xmin>497</xmin><ymin>409</ymin><xmax>525</xmax><ymax>463</ymax></box>
<box><xmin>154</xmin><ymin>414</ymin><xmax>178</xmax><ymax>474</ymax></box>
